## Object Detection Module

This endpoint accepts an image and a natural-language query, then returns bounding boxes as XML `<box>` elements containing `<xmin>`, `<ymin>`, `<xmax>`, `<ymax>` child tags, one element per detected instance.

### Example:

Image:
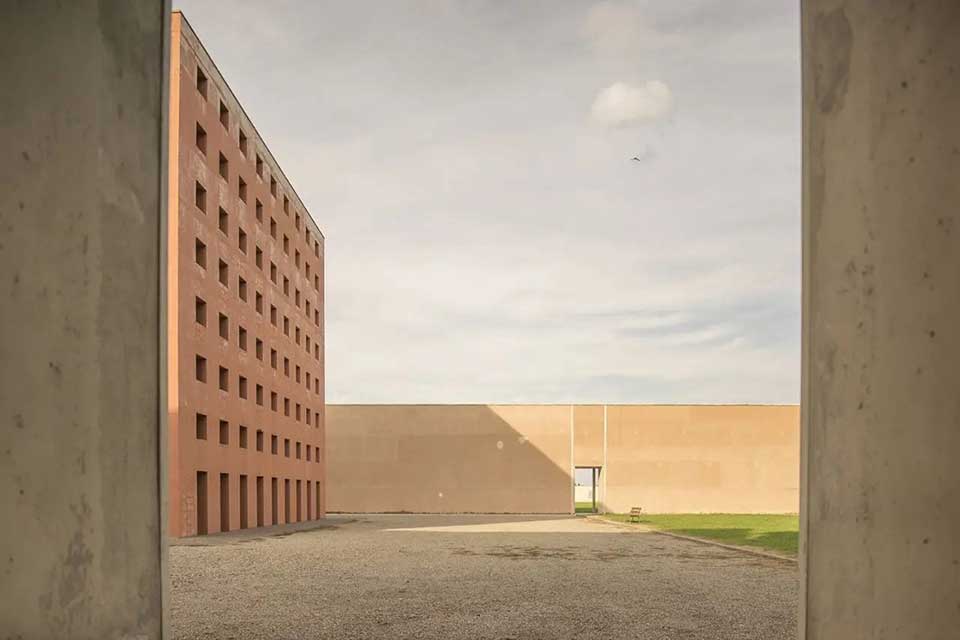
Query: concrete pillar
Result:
<box><xmin>801</xmin><ymin>2</ymin><xmax>960</xmax><ymax>638</ymax></box>
<box><xmin>0</xmin><ymin>2</ymin><xmax>168</xmax><ymax>638</ymax></box>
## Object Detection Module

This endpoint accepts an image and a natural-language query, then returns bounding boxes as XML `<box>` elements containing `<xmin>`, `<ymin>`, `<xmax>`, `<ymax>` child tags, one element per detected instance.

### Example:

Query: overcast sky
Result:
<box><xmin>176</xmin><ymin>0</ymin><xmax>801</xmax><ymax>404</ymax></box>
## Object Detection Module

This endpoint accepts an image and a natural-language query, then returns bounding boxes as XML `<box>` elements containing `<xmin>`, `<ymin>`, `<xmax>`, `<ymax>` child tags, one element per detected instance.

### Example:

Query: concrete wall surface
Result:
<box><xmin>605</xmin><ymin>405</ymin><xmax>799</xmax><ymax>514</ymax></box>
<box><xmin>327</xmin><ymin>405</ymin><xmax>573</xmax><ymax>513</ymax></box>
<box><xmin>801</xmin><ymin>1</ymin><xmax>960</xmax><ymax>638</ymax></box>
<box><xmin>0</xmin><ymin>1</ymin><xmax>168</xmax><ymax>638</ymax></box>
<box><xmin>327</xmin><ymin>404</ymin><xmax>798</xmax><ymax>514</ymax></box>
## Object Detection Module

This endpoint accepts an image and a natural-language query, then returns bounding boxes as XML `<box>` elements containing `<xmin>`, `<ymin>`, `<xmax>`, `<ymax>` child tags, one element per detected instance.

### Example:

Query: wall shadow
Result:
<box><xmin>326</xmin><ymin>405</ymin><xmax>573</xmax><ymax>514</ymax></box>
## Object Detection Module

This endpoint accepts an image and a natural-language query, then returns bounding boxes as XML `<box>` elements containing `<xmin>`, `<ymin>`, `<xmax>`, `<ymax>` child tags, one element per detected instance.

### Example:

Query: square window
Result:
<box><xmin>256</xmin><ymin>430</ymin><xmax>264</xmax><ymax>452</ymax></box>
<box><xmin>195</xmin><ymin>297</ymin><xmax>206</xmax><ymax>325</ymax></box>
<box><xmin>219</xmin><ymin>207</ymin><xmax>228</xmax><ymax>235</ymax></box>
<box><xmin>219</xmin><ymin>420</ymin><xmax>229</xmax><ymax>445</ymax></box>
<box><xmin>195</xmin><ymin>123</ymin><xmax>207</xmax><ymax>154</ymax></box>
<box><xmin>239</xmin><ymin>375</ymin><xmax>248</xmax><ymax>399</ymax></box>
<box><xmin>239</xmin><ymin>425</ymin><xmax>248</xmax><ymax>448</ymax></box>
<box><xmin>195</xmin><ymin>355</ymin><xmax>206</xmax><ymax>382</ymax></box>
<box><xmin>195</xmin><ymin>412</ymin><xmax>207</xmax><ymax>439</ymax></box>
<box><xmin>238</xmin><ymin>227</ymin><xmax>247</xmax><ymax>253</ymax></box>
<box><xmin>256</xmin><ymin>154</ymin><xmax>263</xmax><ymax>178</ymax></box>
<box><xmin>218</xmin><ymin>259</ymin><xmax>229</xmax><ymax>287</ymax></box>
<box><xmin>218</xmin><ymin>312</ymin><xmax>229</xmax><ymax>340</ymax></box>
<box><xmin>219</xmin><ymin>100</ymin><xmax>229</xmax><ymax>129</ymax></box>
<box><xmin>255</xmin><ymin>339</ymin><xmax>263</xmax><ymax>360</ymax></box>
<box><xmin>271</xmin><ymin>435</ymin><xmax>278</xmax><ymax>455</ymax></box>
<box><xmin>270</xmin><ymin>391</ymin><xmax>278</xmax><ymax>411</ymax></box>
<box><xmin>255</xmin><ymin>292</ymin><xmax>263</xmax><ymax>314</ymax></box>
<box><xmin>238</xmin><ymin>276</ymin><xmax>247</xmax><ymax>302</ymax></box>
<box><xmin>196</xmin><ymin>67</ymin><xmax>208</xmax><ymax>99</ymax></box>
<box><xmin>219</xmin><ymin>366</ymin><xmax>229</xmax><ymax>392</ymax></box>
<box><xmin>239</xmin><ymin>129</ymin><xmax>248</xmax><ymax>156</ymax></box>
<box><xmin>219</xmin><ymin>152</ymin><xmax>228</xmax><ymax>180</ymax></box>
<box><xmin>270</xmin><ymin>176</ymin><xmax>277</xmax><ymax>197</ymax></box>
<box><xmin>195</xmin><ymin>182</ymin><xmax>206</xmax><ymax>212</ymax></box>
<box><xmin>255</xmin><ymin>384</ymin><xmax>263</xmax><ymax>405</ymax></box>
<box><xmin>255</xmin><ymin>199</ymin><xmax>263</xmax><ymax>223</ymax></box>
<box><xmin>270</xmin><ymin>218</ymin><xmax>277</xmax><ymax>239</ymax></box>
<box><xmin>238</xmin><ymin>326</ymin><xmax>247</xmax><ymax>351</ymax></box>
<box><xmin>194</xmin><ymin>239</ymin><xmax>206</xmax><ymax>268</ymax></box>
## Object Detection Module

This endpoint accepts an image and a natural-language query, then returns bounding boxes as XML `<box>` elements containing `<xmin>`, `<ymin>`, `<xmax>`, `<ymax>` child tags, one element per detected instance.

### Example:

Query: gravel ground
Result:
<box><xmin>169</xmin><ymin>514</ymin><xmax>798</xmax><ymax>640</ymax></box>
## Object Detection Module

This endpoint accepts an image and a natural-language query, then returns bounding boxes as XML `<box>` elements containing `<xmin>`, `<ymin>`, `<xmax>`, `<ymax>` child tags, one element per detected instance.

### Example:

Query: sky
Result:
<box><xmin>176</xmin><ymin>0</ymin><xmax>801</xmax><ymax>404</ymax></box>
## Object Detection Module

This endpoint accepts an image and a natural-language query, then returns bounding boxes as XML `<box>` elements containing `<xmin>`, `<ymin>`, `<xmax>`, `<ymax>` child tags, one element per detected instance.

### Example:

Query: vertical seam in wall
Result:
<box><xmin>158</xmin><ymin>1</ymin><xmax>173</xmax><ymax>637</ymax></box>
<box><xmin>570</xmin><ymin>405</ymin><xmax>574</xmax><ymax>514</ymax></box>
<box><xmin>602</xmin><ymin>404</ymin><xmax>608</xmax><ymax>514</ymax></box>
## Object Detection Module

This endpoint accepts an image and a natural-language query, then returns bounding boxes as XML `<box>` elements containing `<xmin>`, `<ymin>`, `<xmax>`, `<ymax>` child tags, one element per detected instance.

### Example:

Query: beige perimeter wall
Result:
<box><xmin>327</xmin><ymin>404</ymin><xmax>798</xmax><ymax>514</ymax></box>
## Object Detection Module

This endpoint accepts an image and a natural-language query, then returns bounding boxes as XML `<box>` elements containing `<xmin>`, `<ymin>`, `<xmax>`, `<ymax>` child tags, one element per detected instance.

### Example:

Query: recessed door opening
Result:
<box><xmin>574</xmin><ymin>466</ymin><xmax>601</xmax><ymax>515</ymax></box>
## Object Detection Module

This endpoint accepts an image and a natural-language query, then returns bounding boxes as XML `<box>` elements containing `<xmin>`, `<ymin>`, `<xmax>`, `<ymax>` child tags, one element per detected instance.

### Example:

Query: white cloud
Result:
<box><xmin>590</xmin><ymin>81</ymin><xmax>675</xmax><ymax>128</ymax></box>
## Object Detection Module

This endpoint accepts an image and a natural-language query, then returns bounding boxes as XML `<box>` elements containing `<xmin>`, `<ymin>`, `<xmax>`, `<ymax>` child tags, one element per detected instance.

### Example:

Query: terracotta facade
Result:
<box><xmin>167</xmin><ymin>12</ymin><xmax>325</xmax><ymax>537</ymax></box>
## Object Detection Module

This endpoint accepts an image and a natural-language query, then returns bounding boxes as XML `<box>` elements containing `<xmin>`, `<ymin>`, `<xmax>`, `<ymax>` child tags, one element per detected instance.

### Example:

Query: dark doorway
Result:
<box><xmin>196</xmin><ymin>471</ymin><xmax>208</xmax><ymax>535</ymax></box>
<box><xmin>256</xmin><ymin>476</ymin><xmax>264</xmax><ymax>527</ymax></box>
<box><xmin>271</xmin><ymin>477</ymin><xmax>279</xmax><ymax>525</ymax></box>
<box><xmin>239</xmin><ymin>475</ymin><xmax>248</xmax><ymax>529</ymax></box>
<box><xmin>219</xmin><ymin>473</ymin><xmax>230</xmax><ymax>532</ymax></box>
<box><xmin>284</xmin><ymin>479</ymin><xmax>291</xmax><ymax>524</ymax></box>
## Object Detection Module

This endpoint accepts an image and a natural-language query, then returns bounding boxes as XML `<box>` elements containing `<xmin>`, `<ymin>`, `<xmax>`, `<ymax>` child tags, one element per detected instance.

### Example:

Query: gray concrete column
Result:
<box><xmin>0</xmin><ymin>2</ymin><xmax>168</xmax><ymax>638</ymax></box>
<box><xmin>801</xmin><ymin>1</ymin><xmax>960</xmax><ymax>638</ymax></box>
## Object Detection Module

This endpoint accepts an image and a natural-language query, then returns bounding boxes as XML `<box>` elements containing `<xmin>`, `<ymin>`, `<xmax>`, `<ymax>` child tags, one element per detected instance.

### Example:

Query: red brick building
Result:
<box><xmin>167</xmin><ymin>12</ymin><xmax>325</xmax><ymax>536</ymax></box>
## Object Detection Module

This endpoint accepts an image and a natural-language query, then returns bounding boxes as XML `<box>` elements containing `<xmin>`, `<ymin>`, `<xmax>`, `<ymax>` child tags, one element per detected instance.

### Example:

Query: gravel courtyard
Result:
<box><xmin>169</xmin><ymin>514</ymin><xmax>798</xmax><ymax>640</ymax></box>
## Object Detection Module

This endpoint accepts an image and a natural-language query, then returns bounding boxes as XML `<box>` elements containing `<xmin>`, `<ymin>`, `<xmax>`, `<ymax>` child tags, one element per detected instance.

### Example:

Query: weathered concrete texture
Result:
<box><xmin>328</xmin><ymin>404</ymin><xmax>799</xmax><ymax>515</ymax></box>
<box><xmin>0</xmin><ymin>1</ymin><xmax>167</xmax><ymax>638</ymax></box>
<box><xmin>801</xmin><ymin>1</ymin><xmax>960</xmax><ymax>638</ymax></box>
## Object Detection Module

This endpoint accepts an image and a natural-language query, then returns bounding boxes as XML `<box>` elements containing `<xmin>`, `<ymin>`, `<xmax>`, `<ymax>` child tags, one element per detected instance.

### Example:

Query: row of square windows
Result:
<box><xmin>194</xmin><ymin>65</ymin><xmax>320</xmax><ymax>261</ymax></box>
<box><xmin>194</xmin><ymin>355</ymin><xmax>321</xmax><ymax>427</ymax></box>
<box><xmin>194</xmin><ymin>237</ymin><xmax>322</xmax><ymax>353</ymax></box>
<box><xmin>195</xmin><ymin>414</ymin><xmax>322</xmax><ymax>462</ymax></box>
<box><xmin>194</xmin><ymin>471</ymin><xmax>321</xmax><ymax>534</ymax></box>
<box><xmin>193</xmin><ymin>170</ymin><xmax>318</xmax><ymax>292</ymax></box>
<box><xmin>194</xmin><ymin>297</ymin><xmax>321</xmax><ymax>394</ymax></box>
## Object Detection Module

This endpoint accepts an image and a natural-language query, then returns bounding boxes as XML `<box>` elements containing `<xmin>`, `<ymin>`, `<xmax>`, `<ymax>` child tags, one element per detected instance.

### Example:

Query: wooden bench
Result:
<box><xmin>628</xmin><ymin>507</ymin><xmax>643</xmax><ymax>523</ymax></box>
